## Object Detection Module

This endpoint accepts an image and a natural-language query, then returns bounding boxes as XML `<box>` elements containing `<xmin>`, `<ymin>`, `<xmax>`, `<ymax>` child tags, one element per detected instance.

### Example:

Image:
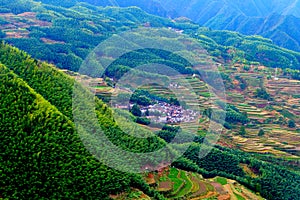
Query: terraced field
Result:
<box><xmin>0</xmin><ymin>12</ymin><xmax>51</xmax><ymax>39</ymax></box>
<box><xmin>266</xmin><ymin>78</ymin><xmax>300</xmax><ymax>123</ymax></box>
<box><xmin>84</xmin><ymin>65</ymin><xmax>300</xmax><ymax>159</ymax></box>
<box><xmin>144</xmin><ymin>168</ymin><xmax>262</xmax><ymax>200</ymax></box>
<box><xmin>226</xmin><ymin>117</ymin><xmax>300</xmax><ymax>158</ymax></box>
<box><xmin>236</xmin><ymin>102</ymin><xmax>276</xmax><ymax>122</ymax></box>
<box><xmin>227</xmin><ymin>92</ymin><xmax>245</xmax><ymax>103</ymax></box>
<box><xmin>210</xmin><ymin>65</ymin><xmax>300</xmax><ymax>158</ymax></box>
<box><xmin>139</xmin><ymin>76</ymin><xmax>211</xmax><ymax>108</ymax></box>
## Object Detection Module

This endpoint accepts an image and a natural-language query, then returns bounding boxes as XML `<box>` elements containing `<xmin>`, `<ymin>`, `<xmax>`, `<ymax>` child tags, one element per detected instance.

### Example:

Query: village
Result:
<box><xmin>115</xmin><ymin>101</ymin><xmax>198</xmax><ymax>124</ymax></box>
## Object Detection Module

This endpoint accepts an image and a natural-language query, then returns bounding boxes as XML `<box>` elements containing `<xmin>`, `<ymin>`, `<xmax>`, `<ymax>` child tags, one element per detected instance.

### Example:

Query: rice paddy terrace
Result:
<box><xmin>144</xmin><ymin>167</ymin><xmax>263</xmax><ymax>200</ymax></box>
<box><xmin>219</xmin><ymin>65</ymin><xmax>300</xmax><ymax>159</ymax></box>
<box><xmin>137</xmin><ymin>66</ymin><xmax>300</xmax><ymax>160</ymax></box>
<box><xmin>140</xmin><ymin>76</ymin><xmax>213</xmax><ymax>110</ymax></box>
<box><xmin>0</xmin><ymin>12</ymin><xmax>52</xmax><ymax>39</ymax></box>
<box><xmin>74</xmin><ymin>63</ymin><xmax>300</xmax><ymax>160</ymax></box>
<box><xmin>2</xmin><ymin>1</ymin><xmax>300</xmax><ymax>199</ymax></box>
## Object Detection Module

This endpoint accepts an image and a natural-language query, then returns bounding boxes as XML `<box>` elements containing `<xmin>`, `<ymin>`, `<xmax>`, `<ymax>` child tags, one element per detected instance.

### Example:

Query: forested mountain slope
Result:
<box><xmin>0</xmin><ymin>65</ymin><xmax>132</xmax><ymax>199</ymax></box>
<box><xmin>33</xmin><ymin>0</ymin><xmax>300</xmax><ymax>17</ymax></box>
<box><xmin>1</xmin><ymin>0</ymin><xmax>300</xmax><ymax>71</ymax></box>
<box><xmin>0</xmin><ymin>43</ymin><xmax>166</xmax><ymax>199</ymax></box>
<box><xmin>51</xmin><ymin>0</ymin><xmax>300</xmax><ymax>52</ymax></box>
<box><xmin>1</xmin><ymin>1</ymin><xmax>300</xmax><ymax>200</ymax></box>
<box><xmin>1</xmin><ymin>39</ymin><xmax>300</xmax><ymax>200</ymax></box>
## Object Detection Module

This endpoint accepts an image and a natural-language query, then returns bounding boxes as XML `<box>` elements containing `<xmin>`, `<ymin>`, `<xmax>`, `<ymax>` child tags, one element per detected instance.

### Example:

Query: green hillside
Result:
<box><xmin>0</xmin><ymin>43</ymin><xmax>166</xmax><ymax>199</ymax></box>
<box><xmin>1</xmin><ymin>0</ymin><xmax>300</xmax><ymax>71</ymax></box>
<box><xmin>61</xmin><ymin>0</ymin><xmax>300</xmax><ymax>52</ymax></box>
<box><xmin>1</xmin><ymin>1</ymin><xmax>300</xmax><ymax>200</ymax></box>
<box><xmin>1</xmin><ymin>39</ymin><xmax>300</xmax><ymax>200</ymax></box>
<box><xmin>0</xmin><ymin>64</ymin><xmax>131</xmax><ymax>199</ymax></box>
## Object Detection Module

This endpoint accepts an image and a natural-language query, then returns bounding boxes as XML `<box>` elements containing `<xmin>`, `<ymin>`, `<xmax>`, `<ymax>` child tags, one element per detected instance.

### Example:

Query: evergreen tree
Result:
<box><xmin>145</xmin><ymin>109</ymin><xmax>149</xmax><ymax>116</ymax></box>
<box><xmin>131</xmin><ymin>104</ymin><xmax>142</xmax><ymax>117</ymax></box>
<box><xmin>288</xmin><ymin>120</ymin><xmax>296</xmax><ymax>128</ymax></box>
<box><xmin>258</xmin><ymin>129</ymin><xmax>265</xmax><ymax>136</ymax></box>
<box><xmin>239</xmin><ymin>126</ymin><xmax>246</xmax><ymax>136</ymax></box>
<box><xmin>254</xmin><ymin>88</ymin><xmax>272</xmax><ymax>100</ymax></box>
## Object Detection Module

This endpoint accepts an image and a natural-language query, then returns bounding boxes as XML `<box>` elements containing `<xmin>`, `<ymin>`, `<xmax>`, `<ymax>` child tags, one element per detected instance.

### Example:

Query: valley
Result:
<box><xmin>86</xmin><ymin>62</ymin><xmax>300</xmax><ymax>160</ymax></box>
<box><xmin>1</xmin><ymin>1</ymin><xmax>300</xmax><ymax>200</ymax></box>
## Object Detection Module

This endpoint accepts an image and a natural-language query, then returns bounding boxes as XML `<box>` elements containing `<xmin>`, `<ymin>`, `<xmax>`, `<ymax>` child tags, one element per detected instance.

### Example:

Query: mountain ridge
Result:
<box><xmin>1</xmin><ymin>1</ymin><xmax>300</xmax><ymax>71</ymax></box>
<box><xmin>49</xmin><ymin>0</ymin><xmax>300</xmax><ymax>52</ymax></box>
<box><xmin>1</xmin><ymin>1</ymin><xmax>300</xmax><ymax>199</ymax></box>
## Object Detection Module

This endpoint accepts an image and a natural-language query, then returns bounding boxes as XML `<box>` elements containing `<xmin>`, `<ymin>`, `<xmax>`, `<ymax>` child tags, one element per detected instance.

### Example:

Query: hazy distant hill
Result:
<box><xmin>51</xmin><ymin>0</ymin><xmax>300</xmax><ymax>52</ymax></box>
<box><xmin>2</xmin><ymin>0</ymin><xmax>300</xmax><ymax>71</ymax></box>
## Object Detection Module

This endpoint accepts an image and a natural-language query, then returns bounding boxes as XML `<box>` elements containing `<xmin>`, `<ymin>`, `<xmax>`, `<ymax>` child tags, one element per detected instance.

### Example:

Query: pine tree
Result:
<box><xmin>131</xmin><ymin>104</ymin><xmax>142</xmax><ymax>117</ymax></box>
<box><xmin>288</xmin><ymin>120</ymin><xmax>296</xmax><ymax>128</ymax></box>
<box><xmin>239</xmin><ymin>126</ymin><xmax>246</xmax><ymax>136</ymax></box>
<box><xmin>258</xmin><ymin>129</ymin><xmax>265</xmax><ymax>136</ymax></box>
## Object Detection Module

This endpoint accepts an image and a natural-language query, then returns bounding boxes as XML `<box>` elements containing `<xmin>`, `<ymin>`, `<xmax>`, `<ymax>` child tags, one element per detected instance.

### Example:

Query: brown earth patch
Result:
<box><xmin>211</xmin><ymin>182</ymin><xmax>227</xmax><ymax>195</ymax></box>
<box><xmin>189</xmin><ymin>179</ymin><xmax>207</xmax><ymax>198</ymax></box>
<box><xmin>191</xmin><ymin>191</ymin><xmax>217</xmax><ymax>200</ymax></box>
<box><xmin>40</xmin><ymin>37</ymin><xmax>65</xmax><ymax>44</ymax></box>
<box><xmin>240</xmin><ymin>164</ymin><xmax>259</xmax><ymax>178</ymax></box>
<box><xmin>17</xmin><ymin>12</ymin><xmax>36</xmax><ymax>18</ymax></box>
<box><xmin>218</xmin><ymin>194</ymin><xmax>231</xmax><ymax>200</ymax></box>
<box><xmin>157</xmin><ymin>181</ymin><xmax>172</xmax><ymax>192</ymax></box>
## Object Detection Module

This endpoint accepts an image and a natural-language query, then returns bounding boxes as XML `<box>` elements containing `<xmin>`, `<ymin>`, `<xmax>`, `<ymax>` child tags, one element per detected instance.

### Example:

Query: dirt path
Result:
<box><xmin>224</xmin><ymin>184</ymin><xmax>237</xmax><ymax>200</ymax></box>
<box><xmin>190</xmin><ymin>191</ymin><xmax>218</xmax><ymax>200</ymax></box>
<box><xmin>228</xmin><ymin>182</ymin><xmax>249</xmax><ymax>200</ymax></box>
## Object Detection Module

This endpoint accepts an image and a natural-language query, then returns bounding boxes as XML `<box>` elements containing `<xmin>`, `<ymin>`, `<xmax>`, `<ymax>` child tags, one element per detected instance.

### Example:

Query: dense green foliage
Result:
<box><xmin>69</xmin><ymin>0</ymin><xmax>300</xmax><ymax>52</ymax></box>
<box><xmin>254</xmin><ymin>88</ymin><xmax>272</xmax><ymax>100</ymax></box>
<box><xmin>258</xmin><ymin>129</ymin><xmax>265</xmax><ymax>136</ymax></box>
<box><xmin>1</xmin><ymin>39</ymin><xmax>300</xmax><ymax>200</ymax></box>
<box><xmin>196</xmin><ymin>29</ymin><xmax>300</xmax><ymax>69</ymax></box>
<box><xmin>0</xmin><ymin>64</ymin><xmax>133</xmax><ymax>199</ymax></box>
<box><xmin>1</xmin><ymin>1</ymin><xmax>300</xmax><ymax>199</ymax></box>
<box><xmin>128</xmin><ymin>89</ymin><xmax>181</xmax><ymax>107</ymax></box>
<box><xmin>288</xmin><ymin>120</ymin><xmax>296</xmax><ymax>128</ymax></box>
<box><xmin>0</xmin><ymin>30</ymin><xmax>5</xmax><ymax>39</ymax></box>
<box><xmin>183</xmin><ymin>144</ymin><xmax>245</xmax><ymax>177</ymax></box>
<box><xmin>0</xmin><ymin>0</ymin><xmax>34</xmax><ymax>14</ymax></box>
<box><xmin>157</xmin><ymin>125</ymin><xmax>180</xmax><ymax>143</ymax></box>
<box><xmin>135</xmin><ymin>117</ymin><xmax>151</xmax><ymax>125</ymax></box>
<box><xmin>204</xmin><ymin>103</ymin><xmax>249</xmax><ymax>125</ymax></box>
<box><xmin>239</xmin><ymin>126</ymin><xmax>247</xmax><ymax>136</ymax></box>
<box><xmin>130</xmin><ymin>90</ymin><xmax>156</xmax><ymax>106</ymax></box>
<box><xmin>235</xmin><ymin>75</ymin><xmax>248</xmax><ymax>90</ymax></box>
<box><xmin>106</xmin><ymin>48</ymin><xmax>194</xmax><ymax>78</ymax></box>
<box><xmin>284</xmin><ymin>68</ymin><xmax>300</xmax><ymax>80</ymax></box>
<box><xmin>2</xmin><ymin>0</ymin><xmax>184</xmax><ymax>71</ymax></box>
<box><xmin>0</xmin><ymin>43</ymin><xmax>166</xmax><ymax>199</ymax></box>
<box><xmin>130</xmin><ymin>104</ymin><xmax>142</xmax><ymax>117</ymax></box>
<box><xmin>2</xmin><ymin>0</ymin><xmax>300</xmax><ymax>73</ymax></box>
